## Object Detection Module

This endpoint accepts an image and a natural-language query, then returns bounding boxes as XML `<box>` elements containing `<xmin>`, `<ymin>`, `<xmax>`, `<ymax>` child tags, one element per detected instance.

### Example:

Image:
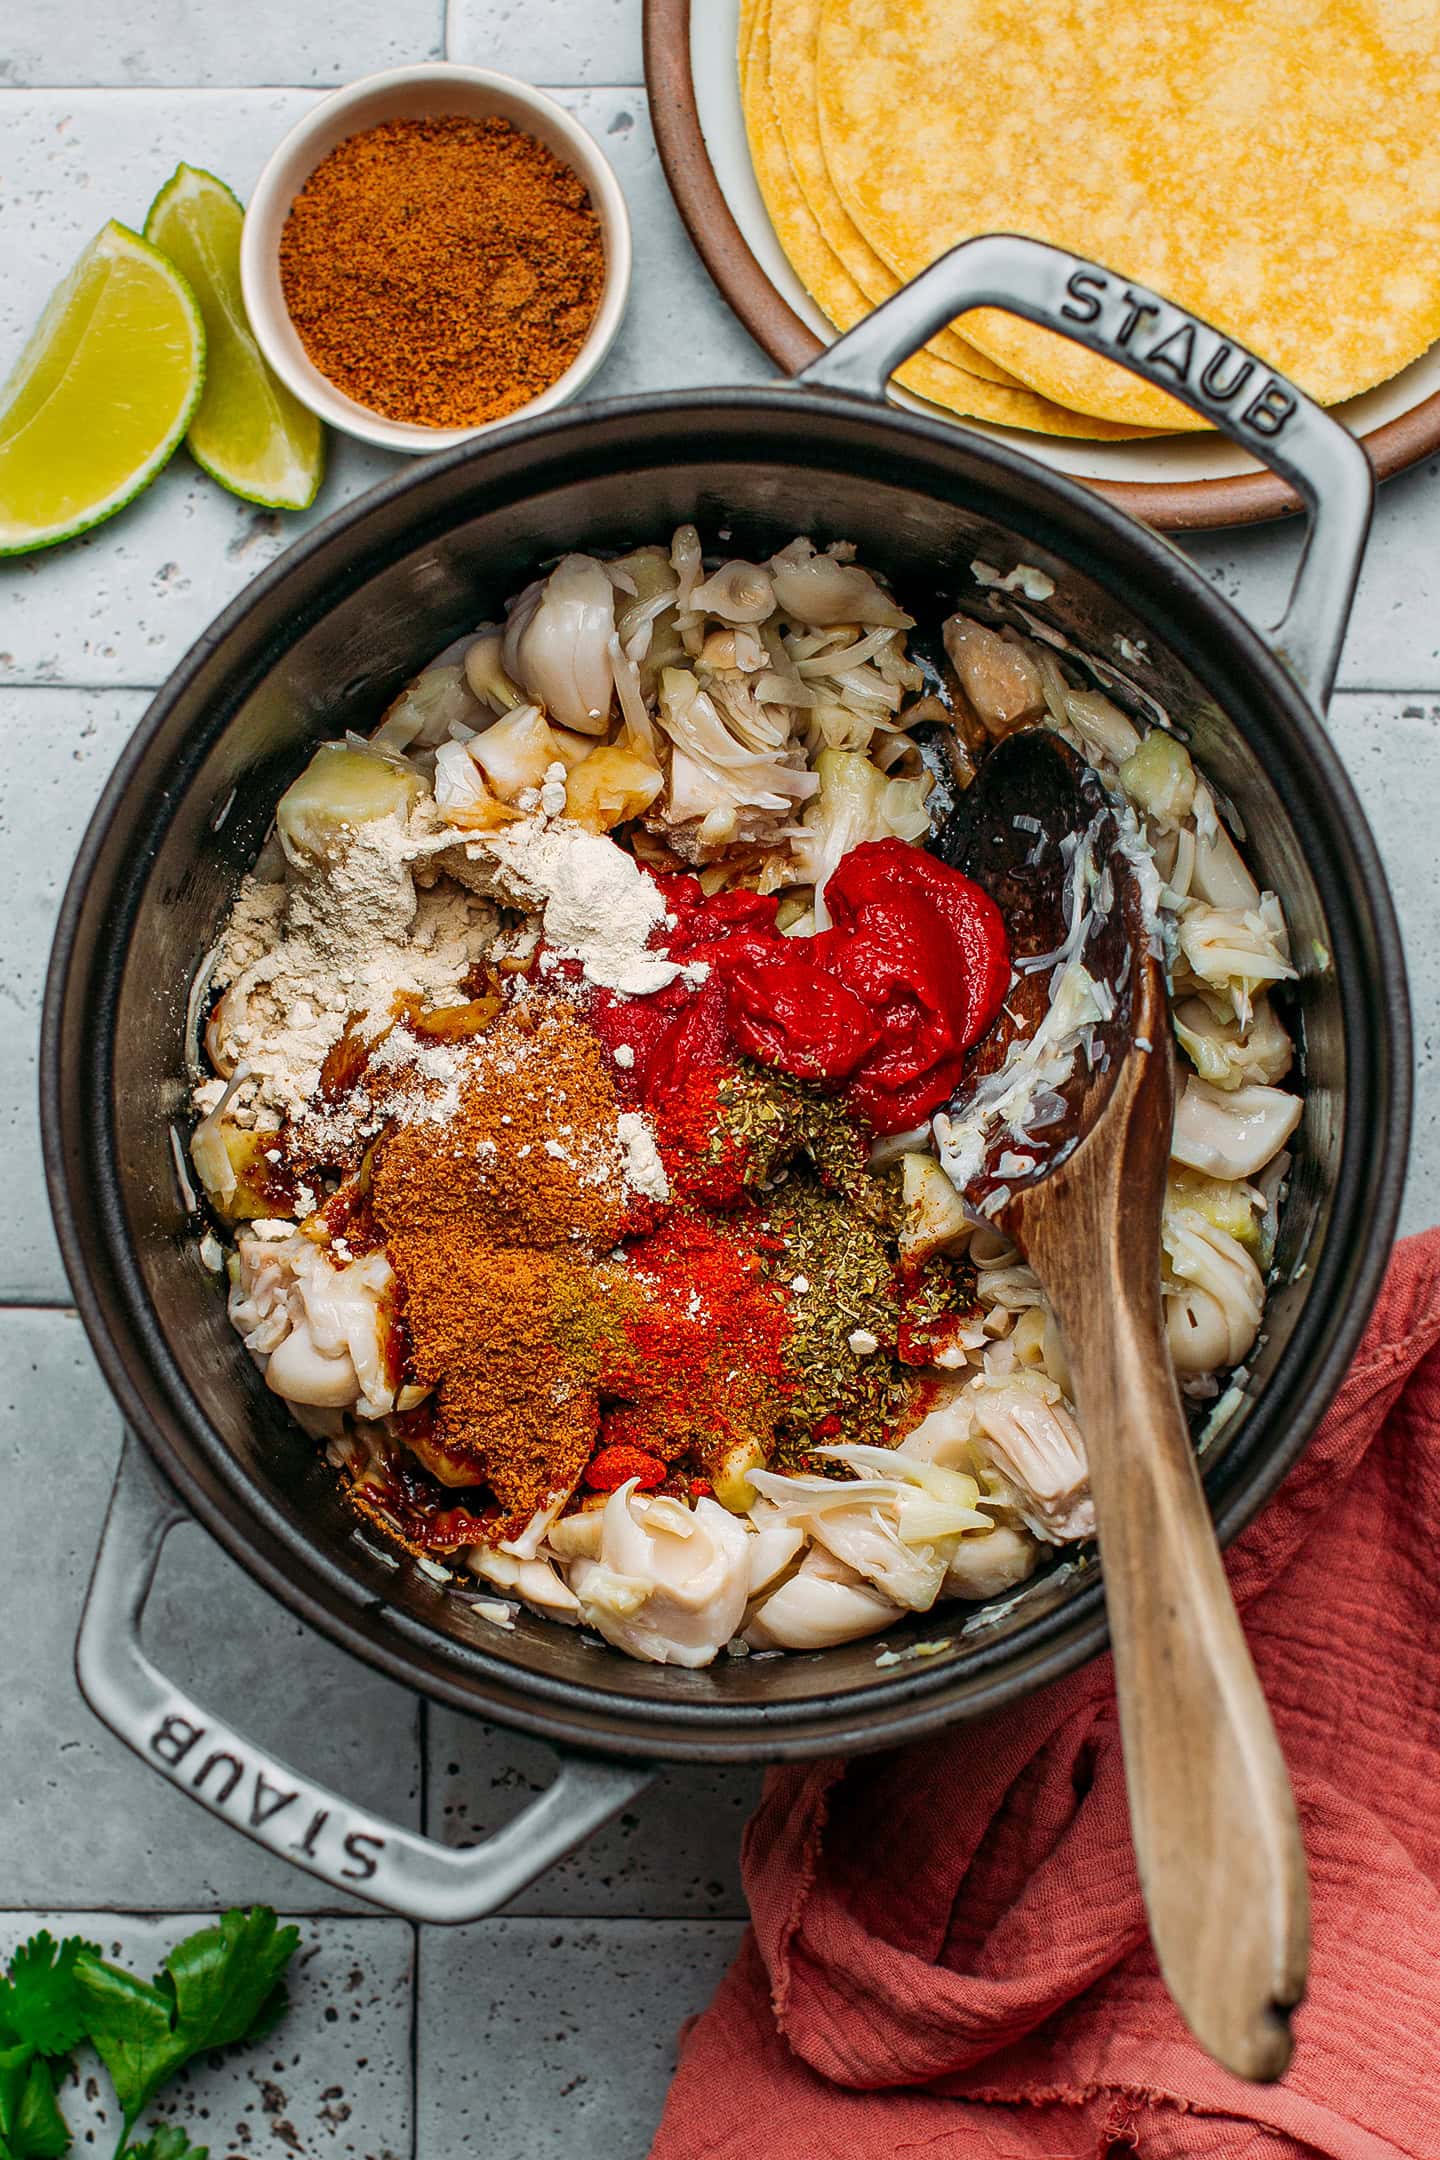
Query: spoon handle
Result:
<box><xmin>1025</xmin><ymin>1195</ymin><xmax>1310</xmax><ymax>2080</ymax></box>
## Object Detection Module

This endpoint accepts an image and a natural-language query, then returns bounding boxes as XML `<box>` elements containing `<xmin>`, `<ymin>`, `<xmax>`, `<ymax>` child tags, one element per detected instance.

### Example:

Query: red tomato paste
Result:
<box><xmin>590</xmin><ymin>843</ymin><xmax>1008</xmax><ymax>1136</ymax></box>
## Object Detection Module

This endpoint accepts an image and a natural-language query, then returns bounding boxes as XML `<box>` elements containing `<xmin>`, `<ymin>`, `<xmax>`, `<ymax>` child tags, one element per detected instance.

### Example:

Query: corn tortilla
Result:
<box><xmin>763</xmin><ymin>0</ymin><xmax>1020</xmax><ymax>385</ymax></box>
<box><xmin>742</xmin><ymin>8</ymin><xmax>1151</xmax><ymax>433</ymax></box>
<box><xmin>816</xmin><ymin>0</ymin><xmax>1440</xmax><ymax>430</ymax></box>
<box><xmin>743</xmin><ymin>11</ymin><xmax>976</xmax><ymax>409</ymax></box>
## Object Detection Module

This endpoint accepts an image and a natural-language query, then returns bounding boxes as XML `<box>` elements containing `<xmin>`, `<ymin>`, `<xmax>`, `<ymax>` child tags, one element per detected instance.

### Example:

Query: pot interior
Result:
<box><xmin>54</xmin><ymin>399</ymin><xmax>1403</xmax><ymax>1753</ymax></box>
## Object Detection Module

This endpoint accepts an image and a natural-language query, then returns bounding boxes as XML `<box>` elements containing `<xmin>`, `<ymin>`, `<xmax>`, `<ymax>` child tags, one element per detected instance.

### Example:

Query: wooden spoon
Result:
<box><xmin>938</xmin><ymin>731</ymin><xmax>1309</xmax><ymax>2082</ymax></box>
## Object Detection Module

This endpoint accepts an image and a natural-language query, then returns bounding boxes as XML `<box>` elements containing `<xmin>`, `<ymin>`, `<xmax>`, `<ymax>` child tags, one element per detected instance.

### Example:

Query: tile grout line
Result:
<box><xmin>0</xmin><ymin>78</ymin><xmax>650</xmax><ymax>96</ymax></box>
<box><xmin>0</xmin><ymin>1904</ymin><xmax>748</xmax><ymax>1924</ymax></box>
<box><xmin>0</xmin><ymin>1903</ymin><xmax>405</xmax><ymax>1921</ymax></box>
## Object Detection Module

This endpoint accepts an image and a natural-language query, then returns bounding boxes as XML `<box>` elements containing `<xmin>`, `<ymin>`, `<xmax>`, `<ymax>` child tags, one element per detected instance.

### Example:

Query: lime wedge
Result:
<box><xmin>145</xmin><ymin>164</ymin><xmax>324</xmax><ymax>512</ymax></box>
<box><xmin>0</xmin><ymin>221</ymin><xmax>204</xmax><ymax>556</ymax></box>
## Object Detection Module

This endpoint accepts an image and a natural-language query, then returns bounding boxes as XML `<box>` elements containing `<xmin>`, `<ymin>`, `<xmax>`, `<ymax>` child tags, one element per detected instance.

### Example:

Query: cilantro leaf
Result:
<box><xmin>67</xmin><ymin>1964</ymin><xmax>171</xmax><ymax>2131</ymax></box>
<box><xmin>0</xmin><ymin>2052</ymin><xmax>70</xmax><ymax>2160</ymax></box>
<box><xmin>75</xmin><ymin>1909</ymin><xmax>298</xmax><ymax>2135</ymax></box>
<box><xmin>126</xmin><ymin>2129</ymin><xmax>208</xmax><ymax>2160</ymax></box>
<box><xmin>0</xmin><ymin>1937</ymin><xmax>100</xmax><ymax>2057</ymax></box>
<box><xmin>0</xmin><ymin>2041</ymin><xmax>33</xmax><ymax>2133</ymax></box>
<box><xmin>161</xmin><ymin>1907</ymin><xmax>297</xmax><ymax>2062</ymax></box>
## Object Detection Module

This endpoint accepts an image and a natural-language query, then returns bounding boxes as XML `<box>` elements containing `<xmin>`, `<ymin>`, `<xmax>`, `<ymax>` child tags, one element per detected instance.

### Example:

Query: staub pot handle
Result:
<box><xmin>798</xmin><ymin>232</ymin><xmax>1375</xmax><ymax>713</ymax></box>
<box><xmin>76</xmin><ymin>1436</ymin><xmax>655</xmax><ymax>1922</ymax></box>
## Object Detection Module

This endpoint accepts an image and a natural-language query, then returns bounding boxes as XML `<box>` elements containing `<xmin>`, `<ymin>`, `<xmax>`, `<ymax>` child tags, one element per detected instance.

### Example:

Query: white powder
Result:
<box><xmin>616</xmin><ymin>1111</ymin><xmax>670</xmax><ymax>1203</ymax></box>
<box><xmin>203</xmin><ymin>814</ymin><xmax>498</xmax><ymax>1122</ymax></box>
<box><xmin>285</xmin><ymin>1028</ymin><xmax>478</xmax><ymax>1164</ymax></box>
<box><xmin>362</xmin><ymin>1030</ymin><xmax>468</xmax><ymax>1126</ymax></box>
<box><xmin>368</xmin><ymin>1031</ymin><xmax>465</xmax><ymax>1086</ymax></box>
<box><xmin>479</xmin><ymin>817</ymin><xmax>682</xmax><ymax>996</ymax></box>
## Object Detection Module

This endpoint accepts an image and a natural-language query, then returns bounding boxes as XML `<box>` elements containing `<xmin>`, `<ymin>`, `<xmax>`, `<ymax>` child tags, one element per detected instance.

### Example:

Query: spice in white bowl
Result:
<box><xmin>277</xmin><ymin>114</ymin><xmax>605</xmax><ymax>431</ymax></box>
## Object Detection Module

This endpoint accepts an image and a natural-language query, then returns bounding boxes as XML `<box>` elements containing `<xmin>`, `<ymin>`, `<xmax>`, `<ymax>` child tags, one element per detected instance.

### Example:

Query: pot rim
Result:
<box><xmin>41</xmin><ymin>383</ymin><xmax>1412</xmax><ymax>1761</ymax></box>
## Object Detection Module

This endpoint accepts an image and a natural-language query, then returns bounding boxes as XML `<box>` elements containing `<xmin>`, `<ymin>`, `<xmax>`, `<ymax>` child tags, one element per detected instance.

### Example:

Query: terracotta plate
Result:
<box><xmin>643</xmin><ymin>0</ymin><xmax>1440</xmax><ymax>531</ymax></box>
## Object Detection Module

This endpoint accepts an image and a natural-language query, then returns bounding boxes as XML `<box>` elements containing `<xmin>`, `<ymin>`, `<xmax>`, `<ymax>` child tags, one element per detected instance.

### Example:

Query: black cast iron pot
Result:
<box><xmin>42</xmin><ymin>238</ymin><xmax>1410</xmax><ymax>1921</ymax></box>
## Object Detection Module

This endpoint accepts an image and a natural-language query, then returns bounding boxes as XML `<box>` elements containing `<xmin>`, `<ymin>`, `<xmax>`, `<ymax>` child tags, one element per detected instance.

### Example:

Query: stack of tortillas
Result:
<box><xmin>739</xmin><ymin>0</ymin><xmax>1440</xmax><ymax>436</ymax></box>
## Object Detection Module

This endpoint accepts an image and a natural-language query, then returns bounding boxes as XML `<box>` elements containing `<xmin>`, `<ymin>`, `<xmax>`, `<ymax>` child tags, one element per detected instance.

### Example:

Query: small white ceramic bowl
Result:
<box><xmin>240</xmin><ymin>64</ymin><xmax>633</xmax><ymax>455</ymax></box>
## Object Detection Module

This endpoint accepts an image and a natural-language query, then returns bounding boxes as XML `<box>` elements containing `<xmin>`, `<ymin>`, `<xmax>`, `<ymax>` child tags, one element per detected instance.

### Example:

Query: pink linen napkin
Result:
<box><xmin>652</xmin><ymin>1230</ymin><xmax>1440</xmax><ymax>2159</ymax></box>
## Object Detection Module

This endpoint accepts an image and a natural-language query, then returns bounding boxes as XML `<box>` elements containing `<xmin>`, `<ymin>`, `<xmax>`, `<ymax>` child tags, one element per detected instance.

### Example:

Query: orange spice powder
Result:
<box><xmin>370</xmin><ymin>1004</ymin><xmax>632</xmax><ymax>1522</ymax></box>
<box><xmin>278</xmin><ymin>114</ymin><xmax>606</xmax><ymax>429</ymax></box>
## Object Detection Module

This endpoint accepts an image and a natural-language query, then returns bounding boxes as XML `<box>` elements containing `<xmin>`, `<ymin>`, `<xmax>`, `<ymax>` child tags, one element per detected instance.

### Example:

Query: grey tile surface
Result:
<box><xmin>3</xmin><ymin>0</ymin><xmax>444</xmax><ymax>86</ymax></box>
<box><xmin>0</xmin><ymin>689</ymin><xmax>147</xmax><ymax>1303</ymax></box>
<box><xmin>0</xmin><ymin>1912</ymin><xmax>414</xmax><ymax>2158</ymax></box>
<box><xmin>447</xmin><ymin>0</ymin><xmax>644</xmax><ymax>83</ymax></box>
<box><xmin>1188</xmin><ymin>456</ymin><xmax>1440</xmax><ymax>692</ymax></box>
<box><xmin>417</xmin><ymin>1918</ymin><xmax>744</xmax><ymax>2157</ymax></box>
<box><xmin>429</xmin><ymin>1719</ymin><xmax>759</xmax><ymax>1916</ymax></box>
<box><xmin>1329</xmin><ymin>693</ymin><xmax>1440</xmax><ymax>1233</ymax></box>
<box><xmin>0</xmin><ymin>1307</ymin><xmax>421</xmax><ymax>1908</ymax></box>
<box><xmin>0</xmin><ymin>89</ymin><xmax>766</xmax><ymax>691</ymax></box>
